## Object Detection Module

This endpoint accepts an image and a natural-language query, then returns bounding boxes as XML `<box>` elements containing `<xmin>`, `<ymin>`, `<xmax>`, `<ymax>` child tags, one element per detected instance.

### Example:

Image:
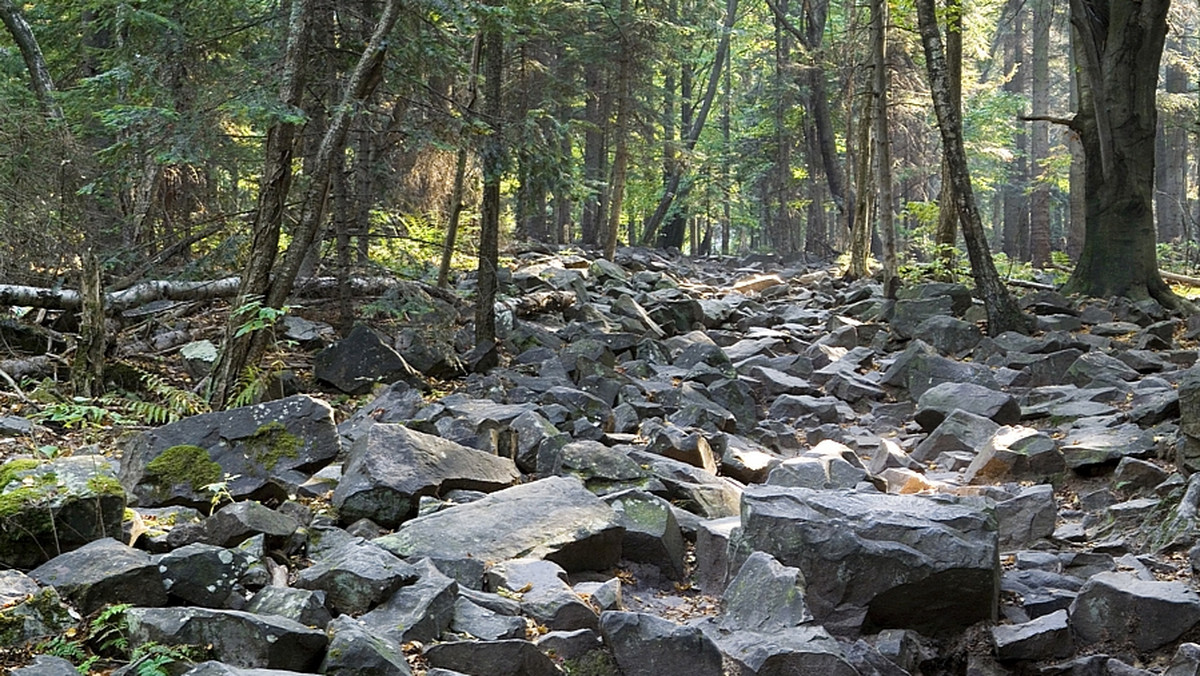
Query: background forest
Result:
<box><xmin>0</xmin><ymin>0</ymin><xmax>1195</xmax><ymax>399</ymax></box>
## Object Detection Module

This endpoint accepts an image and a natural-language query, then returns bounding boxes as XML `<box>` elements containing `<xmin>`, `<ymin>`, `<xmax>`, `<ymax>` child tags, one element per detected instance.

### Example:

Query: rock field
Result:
<box><xmin>6</xmin><ymin>247</ymin><xmax>1200</xmax><ymax>675</ymax></box>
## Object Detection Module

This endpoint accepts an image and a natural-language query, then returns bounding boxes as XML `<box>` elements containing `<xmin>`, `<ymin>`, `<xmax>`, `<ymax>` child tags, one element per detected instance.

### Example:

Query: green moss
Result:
<box><xmin>0</xmin><ymin>588</ymin><xmax>73</xmax><ymax>646</ymax></box>
<box><xmin>0</xmin><ymin>459</ymin><xmax>41</xmax><ymax>490</ymax></box>
<box><xmin>86</xmin><ymin>475</ymin><xmax>124</xmax><ymax>497</ymax></box>
<box><xmin>146</xmin><ymin>445</ymin><xmax>222</xmax><ymax>492</ymax></box>
<box><xmin>244</xmin><ymin>421</ymin><xmax>301</xmax><ymax>470</ymax></box>
<box><xmin>562</xmin><ymin>649</ymin><xmax>621</xmax><ymax>675</ymax></box>
<box><xmin>0</xmin><ymin>471</ymin><xmax>59</xmax><ymax>518</ymax></box>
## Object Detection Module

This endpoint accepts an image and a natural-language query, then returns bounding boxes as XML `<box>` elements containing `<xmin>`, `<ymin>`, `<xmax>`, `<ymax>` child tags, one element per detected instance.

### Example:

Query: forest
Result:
<box><xmin>0</xmin><ymin>0</ymin><xmax>1193</xmax><ymax>390</ymax></box>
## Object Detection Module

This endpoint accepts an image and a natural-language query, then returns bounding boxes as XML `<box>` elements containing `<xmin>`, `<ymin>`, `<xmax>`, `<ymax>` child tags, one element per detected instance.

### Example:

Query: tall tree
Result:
<box><xmin>1028</xmin><ymin>0</ymin><xmax>1052</xmax><ymax>267</ymax></box>
<box><xmin>870</xmin><ymin>0</ymin><xmax>897</xmax><ymax>296</ymax></box>
<box><xmin>1063</xmin><ymin>0</ymin><xmax>1179</xmax><ymax>305</ymax></box>
<box><xmin>934</xmin><ymin>0</ymin><xmax>962</xmax><ymax>276</ymax></box>
<box><xmin>475</xmin><ymin>0</ymin><xmax>506</xmax><ymax>355</ymax></box>
<box><xmin>916</xmin><ymin>0</ymin><xmax>1029</xmax><ymax>335</ymax></box>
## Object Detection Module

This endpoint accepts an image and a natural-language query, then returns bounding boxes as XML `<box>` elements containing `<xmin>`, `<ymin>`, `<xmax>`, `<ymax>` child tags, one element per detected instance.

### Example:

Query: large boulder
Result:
<box><xmin>375</xmin><ymin>477</ymin><xmax>623</xmax><ymax>573</ymax></box>
<box><xmin>600</xmin><ymin>611</ymin><xmax>723</xmax><ymax>676</ymax></box>
<box><xmin>735</xmin><ymin>485</ymin><xmax>998</xmax><ymax>637</ymax></box>
<box><xmin>125</xmin><ymin>607</ymin><xmax>327</xmax><ymax>672</ymax></box>
<box><xmin>1069</xmin><ymin>572</ymin><xmax>1200</xmax><ymax>652</ymax></box>
<box><xmin>0</xmin><ymin>455</ymin><xmax>125</xmax><ymax>568</ymax></box>
<box><xmin>314</xmin><ymin>324</ymin><xmax>417</xmax><ymax>394</ymax></box>
<box><xmin>29</xmin><ymin>538</ymin><xmax>167</xmax><ymax>614</ymax></box>
<box><xmin>293</xmin><ymin>541</ymin><xmax>420</xmax><ymax>616</ymax></box>
<box><xmin>914</xmin><ymin>382</ymin><xmax>1020</xmax><ymax>431</ymax></box>
<box><xmin>120</xmin><ymin>395</ymin><xmax>339</xmax><ymax>508</ymax></box>
<box><xmin>332</xmin><ymin>423</ymin><xmax>519</xmax><ymax>528</ymax></box>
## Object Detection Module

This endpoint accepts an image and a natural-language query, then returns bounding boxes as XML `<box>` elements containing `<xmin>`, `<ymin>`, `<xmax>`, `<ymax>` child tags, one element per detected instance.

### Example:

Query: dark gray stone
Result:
<box><xmin>424</xmin><ymin>639</ymin><xmax>560</xmax><ymax>676</ymax></box>
<box><xmin>600</xmin><ymin>611</ymin><xmax>723</xmax><ymax>676</ymax></box>
<box><xmin>964</xmin><ymin>426</ymin><xmax>1065</xmax><ymax>484</ymax></box>
<box><xmin>451</xmin><ymin>597</ymin><xmax>526</xmax><ymax>640</ymax></box>
<box><xmin>120</xmin><ymin>395</ymin><xmax>340</xmax><ymax>508</ymax></box>
<box><xmin>321</xmin><ymin>615</ymin><xmax>412</xmax><ymax>676</ymax></box>
<box><xmin>1166</xmin><ymin>643</ymin><xmax>1200</xmax><ymax>676</ymax></box>
<box><xmin>698</xmin><ymin>622</ymin><xmax>858</xmax><ymax>676</ymax></box>
<box><xmin>719</xmin><ymin>552</ymin><xmax>811</xmax><ymax>632</ymax></box>
<box><xmin>294</xmin><ymin>540</ymin><xmax>419</xmax><ymax>616</ymax></box>
<box><xmin>1060</xmin><ymin>423</ymin><xmax>1156</xmax><ymax>472</ymax></box>
<box><xmin>766</xmin><ymin>440</ymin><xmax>867</xmax><ymax>490</ymax></box>
<box><xmin>337</xmin><ymin>381</ymin><xmax>425</xmax><ymax>446</ymax></box>
<box><xmin>0</xmin><ymin>586</ymin><xmax>74</xmax><ymax>648</ymax></box>
<box><xmin>911</xmin><ymin>409</ymin><xmax>1000</xmax><ymax>463</ymax></box>
<box><xmin>244</xmin><ymin>586</ymin><xmax>332</xmax><ymax>629</ymax></box>
<box><xmin>315</xmin><ymin>324</ymin><xmax>416</xmax><ymax>394</ymax></box>
<box><xmin>486</xmin><ymin>558</ymin><xmax>597</xmax><ymax>631</ymax></box>
<box><xmin>913</xmin><ymin>315</ymin><xmax>982</xmax><ymax>356</ymax></box>
<box><xmin>332</xmin><ymin>423</ymin><xmax>519</xmax><ymax>528</ymax></box>
<box><xmin>736</xmin><ymin>485</ymin><xmax>998</xmax><ymax>637</ymax></box>
<box><xmin>995</xmin><ymin>485</ymin><xmax>1057</xmax><ymax>550</ymax></box>
<box><xmin>891</xmin><ymin>296</ymin><xmax>955</xmax><ymax>339</ymax></box>
<box><xmin>1065</xmin><ymin>351</ymin><xmax>1141</xmax><ymax>387</ymax></box>
<box><xmin>1069</xmin><ymin>572</ymin><xmax>1200</xmax><ymax>651</ymax></box>
<box><xmin>375</xmin><ymin>477</ymin><xmax>623</xmax><ymax>573</ymax></box>
<box><xmin>992</xmin><ymin>609</ymin><xmax>1072</xmax><ymax>661</ymax></box>
<box><xmin>12</xmin><ymin>655</ymin><xmax>79</xmax><ymax>676</ymax></box>
<box><xmin>159</xmin><ymin>543</ymin><xmax>252</xmax><ymax>608</ymax></box>
<box><xmin>125</xmin><ymin>607</ymin><xmax>327</xmax><ymax>672</ymax></box>
<box><xmin>204</xmin><ymin>501</ymin><xmax>301</xmax><ymax>549</ymax></box>
<box><xmin>914</xmin><ymin>382</ymin><xmax>1019</xmax><ymax>431</ymax></box>
<box><xmin>695</xmin><ymin>516</ymin><xmax>740</xmax><ymax>595</ymax></box>
<box><xmin>29</xmin><ymin>538</ymin><xmax>166</xmax><ymax>615</ymax></box>
<box><xmin>359</xmin><ymin>558</ymin><xmax>459</xmax><ymax>643</ymax></box>
<box><xmin>605</xmin><ymin>490</ymin><xmax>685</xmax><ymax>579</ymax></box>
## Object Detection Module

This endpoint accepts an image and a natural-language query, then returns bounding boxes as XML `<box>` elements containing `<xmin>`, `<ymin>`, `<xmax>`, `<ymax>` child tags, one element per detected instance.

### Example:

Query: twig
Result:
<box><xmin>0</xmin><ymin>365</ymin><xmax>30</xmax><ymax>402</ymax></box>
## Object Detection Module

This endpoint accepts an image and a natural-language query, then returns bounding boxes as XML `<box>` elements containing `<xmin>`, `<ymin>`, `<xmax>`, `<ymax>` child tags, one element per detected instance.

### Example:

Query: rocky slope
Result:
<box><xmin>5</xmin><ymin>247</ymin><xmax>1200</xmax><ymax>676</ymax></box>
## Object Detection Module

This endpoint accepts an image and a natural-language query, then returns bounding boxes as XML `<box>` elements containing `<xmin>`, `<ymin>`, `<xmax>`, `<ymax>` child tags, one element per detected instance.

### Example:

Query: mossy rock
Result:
<box><xmin>0</xmin><ymin>455</ymin><xmax>126</xmax><ymax>569</ymax></box>
<box><xmin>0</xmin><ymin>587</ymin><xmax>75</xmax><ymax>648</ymax></box>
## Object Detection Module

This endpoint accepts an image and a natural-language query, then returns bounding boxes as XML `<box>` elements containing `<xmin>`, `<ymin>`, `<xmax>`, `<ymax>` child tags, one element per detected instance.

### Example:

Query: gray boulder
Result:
<box><xmin>125</xmin><ymin>607</ymin><xmax>327</xmax><ymax>671</ymax></box>
<box><xmin>452</xmin><ymin>597</ymin><xmax>526</xmax><ymax>640</ymax></box>
<box><xmin>486</xmin><ymin>558</ymin><xmax>597</xmax><ymax>631</ymax></box>
<box><xmin>321</xmin><ymin>615</ymin><xmax>412</xmax><ymax>676</ymax></box>
<box><xmin>914</xmin><ymin>382</ymin><xmax>1019</xmax><ymax>431</ymax></box>
<box><xmin>605</xmin><ymin>490</ymin><xmax>686</xmax><ymax>579</ymax></box>
<box><xmin>913</xmin><ymin>315</ymin><xmax>983</xmax><ymax>356</ymax></box>
<box><xmin>375</xmin><ymin>477</ymin><xmax>623</xmax><ymax>573</ymax></box>
<box><xmin>736</xmin><ymin>485</ymin><xmax>998</xmax><ymax>637</ymax></box>
<box><xmin>423</xmin><ymin>639</ymin><xmax>560</xmax><ymax>676</ymax></box>
<box><xmin>911</xmin><ymin>409</ymin><xmax>1000</xmax><ymax>464</ymax></box>
<box><xmin>719</xmin><ymin>552</ymin><xmax>812</xmax><ymax>631</ymax></box>
<box><xmin>1069</xmin><ymin>572</ymin><xmax>1200</xmax><ymax>651</ymax></box>
<box><xmin>359</xmin><ymin>558</ymin><xmax>458</xmax><ymax>643</ymax></box>
<box><xmin>995</xmin><ymin>485</ymin><xmax>1057</xmax><ymax>550</ymax></box>
<box><xmin>766</xmin><ymin>440</ymin><xmax>867</xmax><ymax>490</ymax></box>
<box><xmin>992</xmin><ymin>609</ymin><xmax>1073</xmax><ymax>661</ymax></box>
<box><xmin>12</xmin><ymin>655</ymin><xmax>79</xmax><ymax>676</ymax></box>
<box><xmin>120</xmin><ymin>395</ymin><xmax>339</xmax><ymax>508</ymax></box>
<box><xmin>243</xmin><ymin>586</ymin><xmax>332</xmax><ymax>629</ymax></box>
<box><xmin>964</xmin><ymin>426</ymin><xmax>1065</xmax><ymax>484</ymax></box>
<box><xmin>332</xmin><ymin>423</ymin><xmax>519</xmax><ymax>528</ymax></box>
<box><xmin>158</xmin><ymin>542</ymin><xmax>253</xmax><ymax>608</ymax></box>
<box><xmin>315</xmin><ymin>323</ymin><xmax>417</xmax><ymax>394</ymax></box>
<box><xmin>0</xmin><ymin>585</ymin><xmax>74</xmax><ymax>648</ymax></box>
<box><xmin>29</xmin><ymin>538</ymin><xmax>166</xmax><ymax>615</ymax></box>
<box><xmin>699</xmin><ymin>623</ymin><xmax>859</xmax><ymax>676</ymax></box>
<box><xmin>204</xmin><ymin>501</ymin><xmax>300</xmax><ymax>549</ymax></box>
<box><xmin>0</xmin><ymin>455</ymin><xmax>125</xmax><ymax>568</ymax></box>
<box><xmin>600</xmin><ymin>610</ymin><xmax>723</xmax><ymax>676</ymax></box>
<box><xmin>294</xmin><ymin>540</ymin><xmax>419</xmax><ymax>616</ymax></box>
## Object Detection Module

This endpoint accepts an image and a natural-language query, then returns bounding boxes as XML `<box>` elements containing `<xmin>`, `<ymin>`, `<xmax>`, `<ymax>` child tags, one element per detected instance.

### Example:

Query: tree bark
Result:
<box><xmin>1028</xmin><ymin>0</ymin><xmax>1052</xmax><ymax>267</ymax></box>
<box><xmin>935</xmin><ymin>0</ymin><xmax>962</xmax><ymax>276</ymax></box>
<box><xmin>1155</xmin><ymin>35</ymin><xmax>1189</xmax><ymax>244</ymax></box>
<box><xmin>475</xmin><ymin>0</ymin><xmax>505</xmax><ymax>351</ymax></box>
<box><xmin>640</xmin><ymin>0</ymin><xmax>738</xmax><ymax>246</ymax></box>
<box><xmin>0</xmin><ymin>0</ymin><xmax>60</xmax><ymax>121</ymax></box>
<box><xmin>604</xmin><ymin>0</ymin><xmax>633</xmax><ymax>260</ymax></box>
<box><xmin>438</xmin><ymin>34</ymin><xmax>482</xmax><ymax>289</ymax></box>
<box><xmin>916</xmin><ymin>0</ymin><xmax>1030</xmax><ymax>335</ymax></box>
<box><xmin>871</xmin><ymin>0</ymin><xmax>898</xmax><ymax>297</ymax></box>
<box><xmin>1063</xmin><ymin>0</ymin><xmax>1179</xmax><ymax>307</ymax></box>
<box><xmin>1000</xmin><ymin>0</ymin><xmax>1028</xmax><ymax>260</ymax></box>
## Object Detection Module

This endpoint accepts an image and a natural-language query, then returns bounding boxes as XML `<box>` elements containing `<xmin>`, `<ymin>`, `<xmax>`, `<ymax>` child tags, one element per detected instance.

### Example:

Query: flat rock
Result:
<box><xmin>423</xmin><ymin>639</ymin><xmax>560</xmax><ymax>676</ymax></box>
<box><xmin>485</xmin><ymin>558</ymin><xmax>597</xmax><ymax>631</ymax></box>
<box><xmin>314</xmin><ymin>323</ymin><xmax>416</xmax><ymax>394</ymax></box>
<box><xmin>964</xmin><ymin>426</ymin><xmax>1065</xmax><ymax>484</ymax></box>
<box><xmin>914</xmin><ymin>382</ymin><xmax>1019</xmax><ymax>431</ymax></box>
<box><xmin>158</xmin><ymin>542</ymin><xmax>252</xmax><ymax>608</ymax></box>
<box><xmin>698</xmin><ymin>623</ymin><xmax>859</xmax><ymax>676</ymax></box>
<box><xmin>375</xmin><ymin>476</ymin><xmax>622</xmax><ymax>573</ymax></box>
<box><xmin>359</xmin><ymin>558</ymin><xmax>458</xmax><ymax>643</ymax></box>
<box><xmin>600</xmin><ymin>610</ymin><xmax>723</xmax><ymax>676</ymax></box>
<box><xmin>293</xmin><ymin>540</ymin><xmax>419</xmax><ymax>616</ymax></box>
<box><xmin>332</xmin><ymin>423</ymin><xmax>519</xmax><ymax>528</ymax></box>
<box><xmin>29</xmin><ymin>538</ymin><xmax>166</xmax><ymax>614</ymax></box>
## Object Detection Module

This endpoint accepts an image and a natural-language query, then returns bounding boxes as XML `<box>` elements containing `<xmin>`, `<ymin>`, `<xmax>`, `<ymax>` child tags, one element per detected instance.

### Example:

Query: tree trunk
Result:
<box><xmin>0</xmin><ymin>0</ymin><xmax>60</xmax><ymax>121</ymax></box>
<box><xmin>641</xmin><ymin>0</ymin><xmax>738</xmax><ymax>245</ymax></box>
<box><xmin>847</xmin><ymin>103</ymin><xmax>874</xmax><ymax>280</ymax></box>
<box><xmin>1000</xmin><ymin>0</ymin><xmax>1028</xmax><ymax>260</ymax></box>
<box><xmin>721</xmin><ymin>35</ymin><xmax>732</xmax><ymax>256</ymax></box>
<box><xmin>871</xmin><ymin>0</ymin><xmax>898</xmax><ymax>297</ymax></box>
<box><xmin>438</xmin><ymin>34</ymin><xmax>482</xmax><ymax>289</ymax></box>
<box><xmin>1063</xmin><ymin>0</ymin><xmax>1178</xmax><ymax>306</ymax></box>
<box><xmin>935</xmin><ymin>0</ymin><xmax>962</xmax><ymax>276</ymax></box>
<box><xmin>475</xmin><ymin>1</ymin><xmax>505</xmax><ymax>351</ymax></box>
<box><xmin>1067</xmin><ymin>30</ymin><xmax>1086</xmax><ymax>260</ymax></box>
<box><xmin>581</xmin><ymin>55</ymin><xmax>608</xmax><ymax>247</ymax></box>
<box><xmin>1028</xmin><ymin>0</ymin><xmax>1052</xmax><ymax>267</ymax></box>
<box><xmin>604</xmin><ymin>0</ymin><xmax>633</xmax><ymax>260</ymax></box>
<box><xmin>1155</xmin><ymin>36</ymin><xmax>1188</xmax><ymax>244</ymax></box>
<box><xmin>916</xmin><ymin>0</ymin><xmax>1030</xmax><ymax>335</ymax></box>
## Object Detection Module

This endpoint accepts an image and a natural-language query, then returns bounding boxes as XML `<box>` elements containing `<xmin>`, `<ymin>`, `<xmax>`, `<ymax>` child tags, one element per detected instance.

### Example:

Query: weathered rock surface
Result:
<box><xmin>125</xmin><ymin>607</ymin><xmax>327</xmax><ymax>671</ymax></box>
<box><xmin>29</xmin><ymin>538</ymin><xmax>167</xmax><ymax>614</ymax></box>
<box><xmin>1069</xmin><ymin>572</ymin><xmax>1200</xmax><ymax>652</ymax></box>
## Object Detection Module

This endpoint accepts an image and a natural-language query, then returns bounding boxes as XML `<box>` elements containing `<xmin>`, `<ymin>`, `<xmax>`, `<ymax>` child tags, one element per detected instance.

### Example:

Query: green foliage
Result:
<box><xmin>233</xmin><ymin>299</ymin><xmax>292</xmax><ymax>339</ymax></box>
<box><xmin>31</xmin><ymin>399</ymin><xmax>135</xmax><ymax>429</ymax></box>
<box><xmin>145</xmin><ymin>445</ymin><xmax>223</xmax><ymax>494</ymax></box>
<box><xmin>36</xmin><ymin>602</ymin><xmax>202</xmax><ymax>675</ymax></box>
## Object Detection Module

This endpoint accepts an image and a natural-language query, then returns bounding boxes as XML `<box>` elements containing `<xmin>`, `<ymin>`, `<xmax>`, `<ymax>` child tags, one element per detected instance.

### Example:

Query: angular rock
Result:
<box><xmin>332</xmin><ymin>423</ymin><xmax>519</xmax><ymax>528</ymax></box>
<box><xmin>315</xmin><ymin>324</ymin><xmax>417</xmax><ymax>394</ymax></box>
<box><xmin>699</xmin><ymin>623</ymin><xmax>859</xmax><ymax>676</ymax></box>
<box><xmin>719</xmin><ymin>551</ymin><xmax>812</xmax><ymax>631</ymax></box>
<box><xmin>29</xmin><ymin>538</ymin><xmax>166</xmax><ymax>615</ymax></box>
<box><xmin>911</xmin><ymin>409</ymin><xmax>1000</xmax><ymax>464</ymax></box>
<box><xmin>1060</xmin><ymin>423</ymin><xmax>1156</xmax><ymax>472</ymax></box>
<box><xmin>423</xmin><ymin>639</ymin><xmax>560</xmax><ymax>676</ymax></box>
<box><xmin>554</xmin><ymin>440</ymin><xmax>650</xmax><ymax>493</ymax></box>
<box><xmin>243</xmin><ymin>586</ymin><xmax>332</xmax><ymax>629</ymax></box>
<box><xmin>695</xmin><ymin>516</ymin><xmax>740</xmax><ymax>595</ymax></box>
<box><xmin>600</xmin><ymin>610</ymin><xmax>723</xmax><ymax>676</ymax></box>
<box><xmin>766</xmin><ymin>440</ymin><xmax>867</xmax><ymax>490</ymax></box>
<box><xmin>294</xmin><ymin>540</ymin><xmax>419</xmax><ymax>616</ymax></box>
<box><xmin>964</xmin><ymin>426</ymin><xmax>1065</xmax><ymax>484</ymax></box>
<box><xmin>12</xmin><ymin>655</ymin><xmax>79</xmax><ymax>676</ymax></box>
<box><xmin>0</xmin><ymin>455</ymin><xmax>125</xmax><ymax>568</ymax></box>
<box><xmin>337</xmin><ymin>381</ymin><xmax>425</xmax><ymax>447</ymax></box>
<box><xmin>736</xmin><ymin>485</ymin><xmax>998</xmax><ymax>637</ymax></box>
<box><xmin>993</xmin><ymin>609</ymin><xmax>1073</xmax><ymax>661</ymax></box>
<box><xmin>359</xmin><ymin>558</ymin><xmax>458</xmax><ymax>643</ymax></box>
<box><xmin>995</xmin><ymin>485</ymin><xmax>1057</xmax><ymax>550</ymax></box>
<box><xmin>486</xmin><ymin>558</ymin><xmax>597</xmax><ymax>631</ymax></box>
<box><xmin>1069</xmin><ymin>572</ymin><xmax>1200</xmax><ymax>651</ymax></box>
<box><xmin>321</xmin><ymin>615</ymin><xmax>412</xmax><ymax>676</ymax></box>
<box><xmin>604</xmin><ymin>490</ymin><xmax>685</xmax><ymax>579</ymax></box>
<box><xmin>120</xmin><ymin>395</ymin><xmax>339</xmax><ymax>508</ymax></box>
<box><xmin>204</xmin><ymin>501</ymin><xmax>300</xmax><ymax>549</ymax></box>
<box><xmin>913</xmin><ymin>315</ymin><xmax>983</xmax><ymax>357</ymax></box>
<box><xmin>0</xmin><ymin>586</ymin><xmax>75</xmax><ymax>648</ymax></box>
<box><xmin>882</xmin><ymin>341</ymin><xmax>998</xmax><ymax>399</ymax></box>
<box><xmin>914</xmin><ymin>383</ymin><xmax>1019</xmax><ymax>431</ymax></box>
<box><xmin>375</xmin><ymin>477</ymin><xmax>623</xmax><ymax>573</ymax></box>
<box><xmin>452</xmin><ymin>597</ymin><xmax>526</xmax><ymax>640</ymax></box>
<box><xmin>125</xmin><ymin>607</ymin><xmax>327</xmax><ymax>671</ymax></box>
<box><xmin>158</xmin><ymin>542</ymin><xmax>252</xmax><ymax>608</ymax></box>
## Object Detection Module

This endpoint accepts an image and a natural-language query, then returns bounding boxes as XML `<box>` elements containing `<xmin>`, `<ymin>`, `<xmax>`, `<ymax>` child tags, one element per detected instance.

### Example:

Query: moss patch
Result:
<box><xmin>86</xmin><ymin>474</ymin><xmax>125</xmax><ymax>497</ymax></box>
<box><xmin>0</xmin><ymin>470</ymin><xmax>59</xmax><ymax>518</ymax></box>
<box><xmin>244</xmin><ymin>421</ymin><xmax>301</xmax><ymax>470</ymax></box>
<box><xmin>0</xmin><ymin>459</ymin><xmax>41</xmax><ymax>491</ymax></box>
<box><xmin>146</xmin><ymin>445</ymin><xmax>222</xmax><ymax>492</ymax></box>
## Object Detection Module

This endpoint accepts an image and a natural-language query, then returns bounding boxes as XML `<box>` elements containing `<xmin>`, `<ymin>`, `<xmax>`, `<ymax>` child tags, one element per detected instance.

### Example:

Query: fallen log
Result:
<box><xmin>0</xmin><ymin>276</ymin><xmax>465</xmax><ymax>314</ymax></box>
<box><xmin>1161</xmin><ymin>270</ymin><xmax>1200</xmax><ymax>288</ymax></box>
<box><xmin>501</xmin><ymin>290</ymin><xmax>576</xmax><ymax>318</ymax></box>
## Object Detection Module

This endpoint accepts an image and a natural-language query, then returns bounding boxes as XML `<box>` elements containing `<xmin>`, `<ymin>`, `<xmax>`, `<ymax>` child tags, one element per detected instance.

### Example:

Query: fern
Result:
<box><xmin>99</xmin><ymin>365</ymin><xmax>212</xmax><ymax>425</ymax></box>
<box><xmin>227</xmin><ymin>363</ymin><xmax>267</xmax><ymax>409</ymax></box>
